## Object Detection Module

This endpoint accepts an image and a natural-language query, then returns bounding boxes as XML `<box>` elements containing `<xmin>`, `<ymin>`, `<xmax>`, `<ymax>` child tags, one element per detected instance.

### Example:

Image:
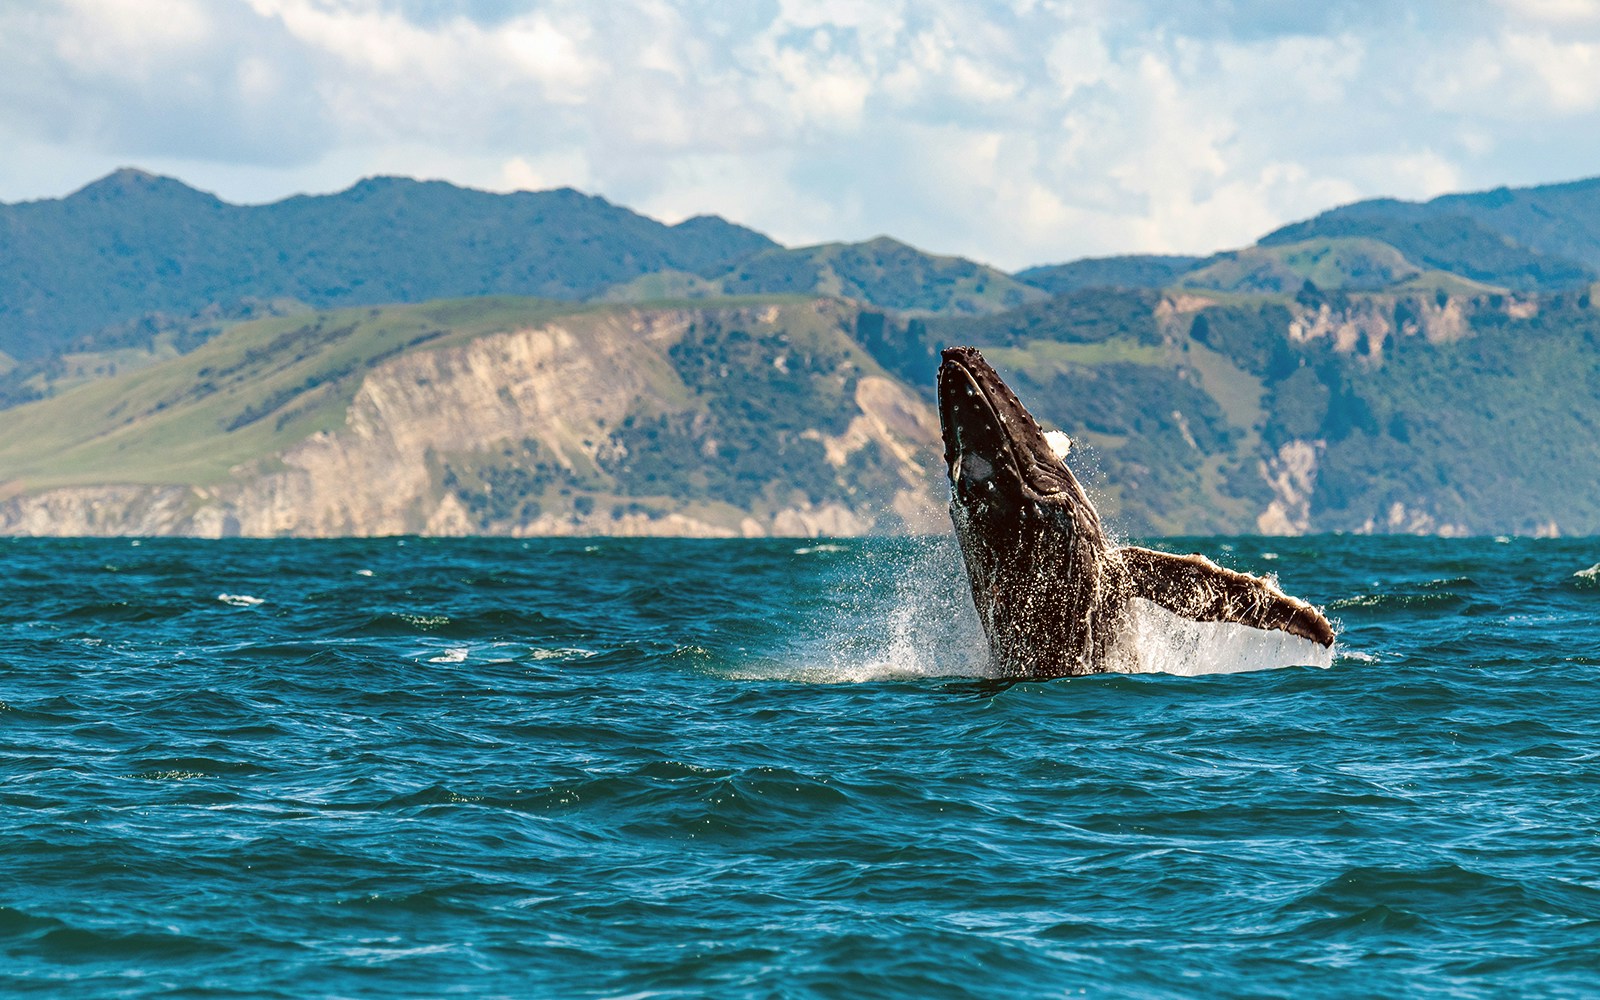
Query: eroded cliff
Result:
<box><xmin>0</xmin><ymin>300</ymin><xmax>946</xmax><ymax>537</ymax></box>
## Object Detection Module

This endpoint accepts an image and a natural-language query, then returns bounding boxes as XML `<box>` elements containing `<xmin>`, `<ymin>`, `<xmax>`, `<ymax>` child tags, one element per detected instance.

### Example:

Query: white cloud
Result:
<box><xmin>1045</xmin><ymin>24</ymin><xmax>1112</xmax><ymax>96</ymax></box>
<box><xmin>1496</xmin><ymin>0</ymin><xmax>1600</xmax><ymax>25</ymax></box>
<box><xmin>5</xmin><ymin>0</ymin><xmax>1600</xmax><ymax>270</ymax></box>
<box><xmin>1503</xmin><ymin>32</ymin><xmax>1600</xmax><ymax>112</ymax></box>
<box><xmin>500</xmin><ymin>151</ymin><xmax>593</xmax><ymax>194</ymax></box>
<box><xmin>54</xmin><ymin>0</ymin><xmax>213</xmax><ymax>74</ymax></box>
<box><xmin>497</xmin><ymin>13</ymin><xmax>600</xmax><ymax>103</ymax></box>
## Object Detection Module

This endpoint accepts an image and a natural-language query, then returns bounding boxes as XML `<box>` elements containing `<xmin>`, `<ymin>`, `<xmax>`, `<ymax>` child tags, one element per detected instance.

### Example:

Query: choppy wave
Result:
<box><xmin>2</xmin><ymin>534</ymin><xmax>1598</xmax><ymax>997</ymax></box>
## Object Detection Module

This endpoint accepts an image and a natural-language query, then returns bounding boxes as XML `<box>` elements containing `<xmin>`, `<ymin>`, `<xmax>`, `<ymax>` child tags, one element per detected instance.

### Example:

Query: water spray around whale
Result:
<box><xmin>937</xmin><ymin>346</ymin><xmax>1335</xmax><ymax>678</ymax></box>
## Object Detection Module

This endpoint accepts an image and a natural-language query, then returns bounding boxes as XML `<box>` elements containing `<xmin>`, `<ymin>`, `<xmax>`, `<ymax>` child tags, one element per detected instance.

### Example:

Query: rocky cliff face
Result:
<box><xmin>0</xmin><ymin>302</ymin><xmax>947</xmax><ymax>537</ymax></box>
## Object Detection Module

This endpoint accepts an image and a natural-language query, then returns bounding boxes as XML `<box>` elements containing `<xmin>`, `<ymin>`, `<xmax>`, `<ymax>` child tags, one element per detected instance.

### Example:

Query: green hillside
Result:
<box><xmin>0</xmin><ymin>170</ymin><xmax>777</xmax><ymax>360</ymax></box>
<box><xmin>0</xmin><ymin>298</ymin><xmax>310</xmax><ymax>410</ymax></box>
<box><xmin>8</xmin><ymin>168</ymin><xmax>1600</xmax><ymax>537</ymax></box>
<box><xmin>884</xmin><ymin>284</ymin><xmax>1600</xmax><ymax>536</ymax></box>
<box><xmin>6</xmin><ymin>285</ymin><xmax>1600</xmax><ymax>537</ymax></box>
<box><xmin>1432</xmin><ymin>177</ymin><xmax>1600</xmax><ymax>269</ymax></box>
<box><xmin>594</xmin><ymin>236</ymin><xmax>1047</xmax><ymax>317</ymax></box>
<box><xmin>712</xmin><ymin>237</ymin><xmax>1047</xmax><ymax>316</ymax></box>
<box><xmin>1023</xmin><ymin>177</ymin><xmax>1600</xmax><ymax>299</ymax></box>
<box><xmin>1027</xmin><ymin>237</ymin><xmax>1516</xmax><ymax>300</ymax></box>
<box><xmin>1262</xmin><ymin>177</ymin><xmax>1600</xmax><ymax>279</ymax></box>
<box><xmin>1015</xmin><ymin>254</ymin><xmax>1202</xmax><ymax>295</ymax></box>
<box><xmin>1178</xmin><ymin>238</ymin><xmax>1431</xmax><ymax>294</ymax></box>
<box><xmin>1259</xmin><ymin>200</ymin><xmax>1595</xmax><ymax>291</ymax></box>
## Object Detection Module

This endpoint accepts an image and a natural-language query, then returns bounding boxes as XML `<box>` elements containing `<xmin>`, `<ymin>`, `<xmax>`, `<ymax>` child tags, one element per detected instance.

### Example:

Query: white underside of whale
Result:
<box><xmin>1104</xmin><ymin>597</ymin><xmax>1335</xmax><ymax>676</ymax></box>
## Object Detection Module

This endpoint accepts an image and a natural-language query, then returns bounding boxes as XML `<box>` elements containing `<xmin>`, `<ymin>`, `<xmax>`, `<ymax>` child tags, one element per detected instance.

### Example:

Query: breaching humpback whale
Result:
<box><xmin>937</xmin><ymin>346</ymin><xmax>1334</xmax><ymax>678</ymax></box>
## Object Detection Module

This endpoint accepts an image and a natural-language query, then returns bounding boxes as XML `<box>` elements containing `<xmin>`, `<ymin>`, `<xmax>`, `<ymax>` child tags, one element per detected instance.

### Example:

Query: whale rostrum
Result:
<box><xmin>937</xmin><ymin>346</ymin><xmax>1335</xmax><ymax>678</ymax></box>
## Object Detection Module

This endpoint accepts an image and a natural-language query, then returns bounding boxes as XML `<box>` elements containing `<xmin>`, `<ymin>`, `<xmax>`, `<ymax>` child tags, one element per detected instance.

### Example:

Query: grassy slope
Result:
<box><xmin>0</xmin><ymin>297</ymin><xmax>595</xmax><ymax>489</ymax></box>
<box><xmin>1259</xmin><ymin>207</ymin><xmax>1594</xmax><ymax>291</ymax></box>
<box><xmin>595</xmin><ymin>270</ymin><xmax>725</xmax><ymax>302</ymax></box>
<box><xmin>1174</xmin><ymin>237</ymin><xmax>1508</xmax><ymax>296</ymax></box>
<box><xmin>1013</xmin><ymin>255</ymin><xmax>1203</xmax><ymax>295</ymax></box>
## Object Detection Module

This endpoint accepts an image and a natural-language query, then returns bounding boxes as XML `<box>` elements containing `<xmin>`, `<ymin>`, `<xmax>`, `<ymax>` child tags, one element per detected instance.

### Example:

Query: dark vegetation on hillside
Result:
<box><xmin>1016</xmin><ymin>255</ymin><xmax>1203</xmax><ymax>295</ymax></box>
<box><xmin>441</xmin><ymin>438</ymin><xmax>578</xmax><ymax>528</ymax></box>
<box><xmin>602</xmin><ymin>319</ymin><xmax>860</xmax><ymax>508</ymax></box>
<box><xmin>0</xmin><ymin>169</ymin><xmax>775</xmax><ymax>360</ymax></box>
<box><xmin>1260</xmin><ymin>210</ymin><xmax>1593</xmax><ymax>291</ymax></box>
<box><xmin>1302</xmin><ymin>294</ymin><xmax>1600</xmax><ymax>533</ymax></box>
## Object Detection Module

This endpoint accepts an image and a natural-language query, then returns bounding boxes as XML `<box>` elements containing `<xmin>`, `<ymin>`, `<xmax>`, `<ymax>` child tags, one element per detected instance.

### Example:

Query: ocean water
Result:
<box><xmin>2</xmin><ymin>534</ymin><xmax>1598</xmax><ymax>998</ymax></box>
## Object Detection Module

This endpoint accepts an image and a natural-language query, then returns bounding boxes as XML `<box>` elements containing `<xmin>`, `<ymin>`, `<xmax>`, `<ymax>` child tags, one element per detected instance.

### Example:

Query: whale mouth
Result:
<box><xmin>937</xmin><ymin>346</ymin><xmax>1070</xmax><ymax>500</ymax></box>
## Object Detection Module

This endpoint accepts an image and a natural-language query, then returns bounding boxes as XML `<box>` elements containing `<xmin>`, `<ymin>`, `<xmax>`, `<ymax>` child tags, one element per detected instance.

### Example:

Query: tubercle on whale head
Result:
<box><xmin>935</xmin><ymin>346</ymin><xmax>1101</xmax><ymax>536</ymax></box>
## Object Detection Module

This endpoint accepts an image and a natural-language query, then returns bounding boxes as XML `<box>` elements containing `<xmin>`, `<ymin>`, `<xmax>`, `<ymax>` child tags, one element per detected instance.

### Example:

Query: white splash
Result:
<box><xmin>1105</xmin><ymin>597</ymin><xmax>1334</xmax><ymax>676</ymax></box>
<box><xmin>729</xmin><ymin>536</ymin><xmax>991</xmax><ymax>684</ymax></box>
<box><xmin>217</xmin><ymin>593</ymin><xmax>264</xmax><ymax>607</ymax></box>
<box><xmin>1575</xmin><ymin>562</ymin><xmax>1600</xmax><ymax>581</ymax></box>
<box><xmin>831</xmin><ymin>538</ymin><xmax>991</xmax><ymax>682</ymax></box>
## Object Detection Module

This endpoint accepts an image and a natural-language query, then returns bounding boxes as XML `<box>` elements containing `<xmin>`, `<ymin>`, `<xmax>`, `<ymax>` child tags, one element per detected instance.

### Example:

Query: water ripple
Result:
<box><xmin>1</xmin><ymin>536</ymin><xmax>1597</xmax><ymax>997</ymax></box>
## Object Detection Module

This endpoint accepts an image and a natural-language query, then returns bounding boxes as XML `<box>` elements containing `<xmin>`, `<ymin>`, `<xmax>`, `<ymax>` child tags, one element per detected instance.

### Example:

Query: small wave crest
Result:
<box><xmin>1330</xmin><ymin>591</ymin><xmax>1468</xmax><ymax>614</ymax></box>
<box><xmin>343</xmin><ymin>608</ymin><xmax>583</xmax><ymax>639</ymax></box>
<box><xmin>816</xmin><ymin>537</ymin><xmax>990</xmax><ymax>683</ymax></box>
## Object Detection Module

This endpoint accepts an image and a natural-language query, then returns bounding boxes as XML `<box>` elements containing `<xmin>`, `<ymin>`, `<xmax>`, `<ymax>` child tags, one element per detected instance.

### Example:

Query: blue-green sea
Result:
<box><xmin>3</xmin><ymin>535</ymin><xmax>1598</xmax><ymax>998</ymax></box>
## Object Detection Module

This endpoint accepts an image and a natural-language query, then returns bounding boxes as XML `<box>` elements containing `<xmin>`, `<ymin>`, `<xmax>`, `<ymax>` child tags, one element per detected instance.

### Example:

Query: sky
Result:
<box><xmin>5</xmin><ymin>0</ymin><xmax>1600</xmax><ymax>270</ymax></box>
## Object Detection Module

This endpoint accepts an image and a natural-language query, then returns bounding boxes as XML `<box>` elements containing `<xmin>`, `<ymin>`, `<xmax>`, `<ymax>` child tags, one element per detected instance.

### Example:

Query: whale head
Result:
<box><xmin>936</xmin><ymin>346</ymin><xmax>1103</xmax><ymax>542</ymax></box>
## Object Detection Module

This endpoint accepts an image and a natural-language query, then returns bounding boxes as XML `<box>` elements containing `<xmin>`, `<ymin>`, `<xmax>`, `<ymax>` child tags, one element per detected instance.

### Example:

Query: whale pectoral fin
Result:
<box><xmin>1118</xmin><ymin>546</ymin><xmax>1335</xmax><ymax>647</ymax></box>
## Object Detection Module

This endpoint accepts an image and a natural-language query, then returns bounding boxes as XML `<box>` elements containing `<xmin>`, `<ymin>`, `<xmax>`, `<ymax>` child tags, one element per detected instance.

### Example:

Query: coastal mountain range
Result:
<box><xmin>2</xmin><ymin>170</ymin><xmax>1599</xmax><ymax>537</ymax></box>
